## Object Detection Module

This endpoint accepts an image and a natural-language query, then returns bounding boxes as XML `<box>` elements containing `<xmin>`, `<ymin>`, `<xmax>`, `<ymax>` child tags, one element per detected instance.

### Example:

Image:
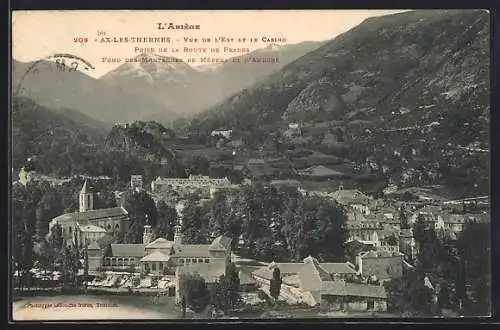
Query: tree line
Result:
<box><xmin>179</xmin><ymin>182</ymin><xmax>348</xmax><ymax>262</ymax></box>
<box><xmin>384</xmin><ymin>218</ymin><xmax>490</xmax><ymax>316</ymax></box>
<box><xmin>179</xmin><ymin>262</ymin><xmax>243</xmax><ymax>317</ymax></box>
<box><xmin>11</xmin><ymin>179</ymin><xmax>117</xmax><ymax>289</ymax></box>
<box><xmin>109</xmin><ymin>182</ymin><xmax>348</xmax><ymax>263</ymax></box>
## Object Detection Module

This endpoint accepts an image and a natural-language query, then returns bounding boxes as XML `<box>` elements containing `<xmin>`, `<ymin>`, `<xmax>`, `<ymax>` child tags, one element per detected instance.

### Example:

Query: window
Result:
<box><xmin>192</xmin><ymin>259</ymin><xmax>197</xmax><ymax>264</ymax></box>
<box><xmin>180</xmin><ymin>259</ymin><xmax>185</xmax><ymax>265</ymax></box>
<box><xmin>69</xmin><ymin>227</ymin><xmax>72</xmax><ymax>234</ymax></box>
<box><xmin>204</xmin><ymin>259</ymin><xmax>210</xmax><ymax>263</ymax></box>
<box><xmin>198</xmin><ymin>259</ymin><xmax>203</xmax><ymax>263</ymax></box>
<box><xmin>152</xmin><ymin>263</ymin><xmax>156</xmax><ymax>271</ymax></box>
<box><xmin>88</xmin><ymin>198</ymin><xmax>91</xmax><ymax>209</ymax></box>
<box><xmin>186</xmin><ymin>259</ymin><xmax>191</xmax><ymax>265</ymax></box>
<box><xmin>367</xmin><ymin>300</ymin><xmax>375</xmax><ymax>310</ymax></box>
<box><xmin>159</xmin><ymin>262</ymin><xmax>163</xmax><ymax>269</ymax></box>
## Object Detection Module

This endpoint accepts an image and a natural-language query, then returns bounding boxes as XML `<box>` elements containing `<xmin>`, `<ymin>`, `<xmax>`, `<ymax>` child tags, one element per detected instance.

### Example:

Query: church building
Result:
<box><xmin>48</xmin><ymin>180</ymin><xmax>130</xmax><ymax>247</ymax></box>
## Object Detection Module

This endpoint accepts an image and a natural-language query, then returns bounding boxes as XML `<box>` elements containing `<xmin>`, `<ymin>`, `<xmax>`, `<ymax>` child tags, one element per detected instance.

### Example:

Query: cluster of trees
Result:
<box><xmin>179</xmin><ymin>262</ymin><xmax>242</xmax><ymax>316</ymax></box>
<box><xmin>12</xmin><ymin>178</ymin><xmax>117</xmax><ymax>288</ymax></box>
<box><xmin>107</xmin><ymin>181</ymin><xmax>347</xmax><ymax>264</ymax></box>
<box><xmin>119</xmin><ymin>190</ymin><xmax>178</xmax><ymax>244</ymax></box>
<box><xmin>13</xmin><ymin>181</ymin><xmax>66</xmax><ymax>286</ymax></box>
<box><xmin>384</xmin><ymin>218</ymin><xmax>491</xmax><ymax>316</ymax></box>
<box><xmin>179</xmin><ymin>182</ymin><xmax>348</xmax><ymax>262</ymax></box>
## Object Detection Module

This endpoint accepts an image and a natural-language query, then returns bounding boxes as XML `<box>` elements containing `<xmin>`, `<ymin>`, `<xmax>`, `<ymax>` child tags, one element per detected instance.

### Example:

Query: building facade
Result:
<box><xmin>150</xmin><ymin>175</ymin><xmax>233</xmax><ymax>199</ymax></box>
<box><xmin>48</xmin><ymin>180</ymin><xmax>130</xmax><ymax>247</ymax></box>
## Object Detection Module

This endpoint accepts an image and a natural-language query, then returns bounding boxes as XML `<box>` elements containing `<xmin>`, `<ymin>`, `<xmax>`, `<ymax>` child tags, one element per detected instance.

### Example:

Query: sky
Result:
<box><xmin>12</xmin><ymin>10</ymin><xmax>408</xmax><ymax>78</ymax></box>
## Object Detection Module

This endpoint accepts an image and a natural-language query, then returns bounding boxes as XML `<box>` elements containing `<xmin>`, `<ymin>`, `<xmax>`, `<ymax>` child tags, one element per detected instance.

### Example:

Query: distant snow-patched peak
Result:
<box><xmin>265</xmin><ymin>44</ymin><xmax>282</xmax><ymax>51</ymax></box>
<box><xmin>194</xmin><ymin>62</ymin><xmax>225</xmax><ymax>72</ymax></box>
<box><xmin>102</xmin><ymin>53</ymin><xmax>195</xmax><ymax>83</ymax></box>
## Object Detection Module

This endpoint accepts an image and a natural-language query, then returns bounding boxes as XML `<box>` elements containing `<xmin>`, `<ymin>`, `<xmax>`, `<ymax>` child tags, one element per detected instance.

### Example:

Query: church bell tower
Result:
<box><xmin>143</xmin><ymin>214</ymin><xmax>153</xmax><ymax>245</ymax></box>
<box><xmin>173</xmin><ymin>223</ymin><xmax>183</xmax><ymax>245</ymax></box>
<box><xmin>174</xmin><ymin>201</ymin><xmax>185</xmax><ymax>245</ymax></box>
<box><xmin>79</xmin><ymin>179</ymin><xmax>93</xmax><ymax>213</ymax></box>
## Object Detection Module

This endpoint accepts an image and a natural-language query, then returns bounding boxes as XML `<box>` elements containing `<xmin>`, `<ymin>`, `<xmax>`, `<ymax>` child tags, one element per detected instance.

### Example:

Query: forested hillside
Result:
<box><xmin>187</xmin><ymin>10</ymin><xmax>490</xmax><ymax>198</ymax></box>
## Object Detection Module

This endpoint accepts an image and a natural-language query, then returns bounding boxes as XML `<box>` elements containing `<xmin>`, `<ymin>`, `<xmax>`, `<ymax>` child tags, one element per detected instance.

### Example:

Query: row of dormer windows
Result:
<box><xmin>178</xmin><ymin>258</ymin><xmax>210</xmax><ymax>265</ymax></box>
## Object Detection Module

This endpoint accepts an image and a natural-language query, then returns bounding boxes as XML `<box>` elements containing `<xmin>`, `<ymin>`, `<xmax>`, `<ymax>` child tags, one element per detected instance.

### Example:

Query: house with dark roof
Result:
<box><xmin>103</xmin><ymin>244</ymin><xmax>146</xmax><ymax>271</ymax></box>
<box><xmin>171</xmin><ymin>235</ymin><xmax>232</xmax><ymax>273</ymax></box>
<box><xmin>297</xmin><ymin>165</ymin><xmax>346</xmax><ymax>180</ymax></box>
<box><xmin>144</xmin><ymin>238</ymin><xmax>175</xmax><ymax>255</ymax></box>
<box><xmin>245</xmin><ymin>158</ymin><xmax>297</xmax><ymax>180</ymax></box>
<box><xmin>440</xmin><ymin>212</ymin><xmax>490</xmax><ymax>233</ymax></box>
<box><xmin>252</xmin><ymin>259</ymin><xmax>357</xmax><ymax>281</ymax></box>
<box><xmin>269</xmin><ymin>179</ymin><xmax>301</xmax><ymax>190</ymax></box>
<box><xmin>252</xmin><ymin>256</ymin><xmax>387</xmax><ymax>311</ymax></box>
<box><xmin>355</xmin><ymin>251</ymin><xmax>404</xmax><ymax>282</ymax></box>
<box><xmin>141</xmin><ymin>250</ymin><xmax>172</xmax><ymax>275</ymax></box>
<box><xmin>332</xmin><ymin>189</ymin><xmax>372</xmax><ymax>215</ymax></box>
<box><xmin>320</xmin><ymin>280</ymin><xmax>387</xmax><ymax>311</ymax></box>
<box><xmin>345</xmin><ymin>210</ymin><xmax>400</xmax><ymax>253</ymax></box>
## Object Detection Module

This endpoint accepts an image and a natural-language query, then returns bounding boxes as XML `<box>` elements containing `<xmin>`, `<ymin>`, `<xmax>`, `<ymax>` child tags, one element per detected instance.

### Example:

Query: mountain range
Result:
<box><xmin>11</xmin><ymin>10</ymin><xmax>490</xmax><ymax>197</ymax></box>
<box><xmin>12</xmin><ymin>41</ymin><xmax>323</xmax><ymax>125</ymax></box>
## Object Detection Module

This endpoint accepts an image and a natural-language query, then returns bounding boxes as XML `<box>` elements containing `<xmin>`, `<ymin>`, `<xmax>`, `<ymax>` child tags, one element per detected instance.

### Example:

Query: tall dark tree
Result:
<box><xmin>281</xmin><ymin>196</ymin><xmax>347</xmax><ymax>261</ymax></box>
<box><xmin>83</xmin><ymin>242</ymin><xmax>89</xmax><ymax>285</ymax></box>
<box><xmin>18</xmin><ymin>228</ymin><xmax>34</xmax><ymax>289</ymax></box>
<box><xmin>211</xmin><ymin>262</ymin><xmax>242</xmax><ymax>311</ymax></box>
<box><xmin>191</xmin><ymin>155</ymin><xmax>210</xmax><ymax>176</ymax></box>
<box><xmin>384</xmin><ymin>270</ymin><xmax>434</xmax><ymax>316</ymax></box>
<box><xmin>38</xmin><ymin>223</ymin><xmax>64</xmax><ymax>274</ymax></box>
<box><xmin>123</xmin><ymin>222</ymin><xmax>145</xmax><ymax>244</ymax></box>
<box><xmin>457</xmin><ymin>222</ymin><xmax>491</xmax><ymax>315</ymax></box>
<box><xmin>35</xmin><ymin>187</ymin><xmax>63</xmax><ymax>242</ymax></box>
<box><xmin>122</xmin><ymin>191</ymin><xmax>158</xmax><ymax>243</ymax></box>
<box><xmin>209</xmin><ymin>191</ymin><xmax>244</xmax><ymax>250</ymax></box>
<box><xmin>399</xmin><ymin>204</ymin><xmax>410</xmax><ymax>229</ymax></box>
<box><xmin>156</xmin><ymin>201</ymin><xmax>177</xmax><ymax>240</ymax></box>
<box><xmin>181</xmin><ymin>197</ymin><xmax>208</xmax><ymax>244</ymax></box>
<box><xmin>61</xmin><ymin>243</ymin><xmax>80</xmax><ymax>288</ymax></box>
<box><xmin>179</xmin><ymin>272</ymin><xmax>211</xmax><ymax>313</ymax></box>
<box><xmin>269</xmin><ymin>267</ymin><xmax>282</xmax><ymax>302</ymax></box>
<box><xmin>94</xmin><ymin>190</ymin><xmax>117</xmax><ymax>209</ymax></box>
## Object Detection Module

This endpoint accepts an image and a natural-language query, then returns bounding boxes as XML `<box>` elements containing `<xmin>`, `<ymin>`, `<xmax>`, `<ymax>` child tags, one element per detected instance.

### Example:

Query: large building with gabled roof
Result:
<box><xmin>48</xmin><ymin>180</ymin><xmax>130</xmax><ymax>248</ymax></box>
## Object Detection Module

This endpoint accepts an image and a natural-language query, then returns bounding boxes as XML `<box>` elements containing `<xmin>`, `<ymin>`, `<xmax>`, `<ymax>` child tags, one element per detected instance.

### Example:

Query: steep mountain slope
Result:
<box><xmin>189</xmin><ymin>10</ymin><xmax>490</xmax><ymax>197</ymax></box>
<box><xmin>12</xmin><ymin>96</ymin><xmax>107</xmax><ymax>172</ymax></box>
<box><xmin>11</xmin><ymin>97</ymin><xmax>184</xmax><ymax>182</ymax></box>
<box><xmin>12</xmin><ymin>59</ymin><xmax>177</xmax><ymax>124</ymax></box>
<box><xmin>195</xmin><ymin>42</ymin><xmax>325</xmax><ymax>105</ymax></box>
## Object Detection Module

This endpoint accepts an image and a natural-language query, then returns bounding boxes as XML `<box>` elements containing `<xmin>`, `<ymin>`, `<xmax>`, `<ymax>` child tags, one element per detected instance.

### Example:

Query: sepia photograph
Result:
<box><xmin>10</xmin><ymin>9</ymin><xmax>491</xmax><ymax>321</ymax></box>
